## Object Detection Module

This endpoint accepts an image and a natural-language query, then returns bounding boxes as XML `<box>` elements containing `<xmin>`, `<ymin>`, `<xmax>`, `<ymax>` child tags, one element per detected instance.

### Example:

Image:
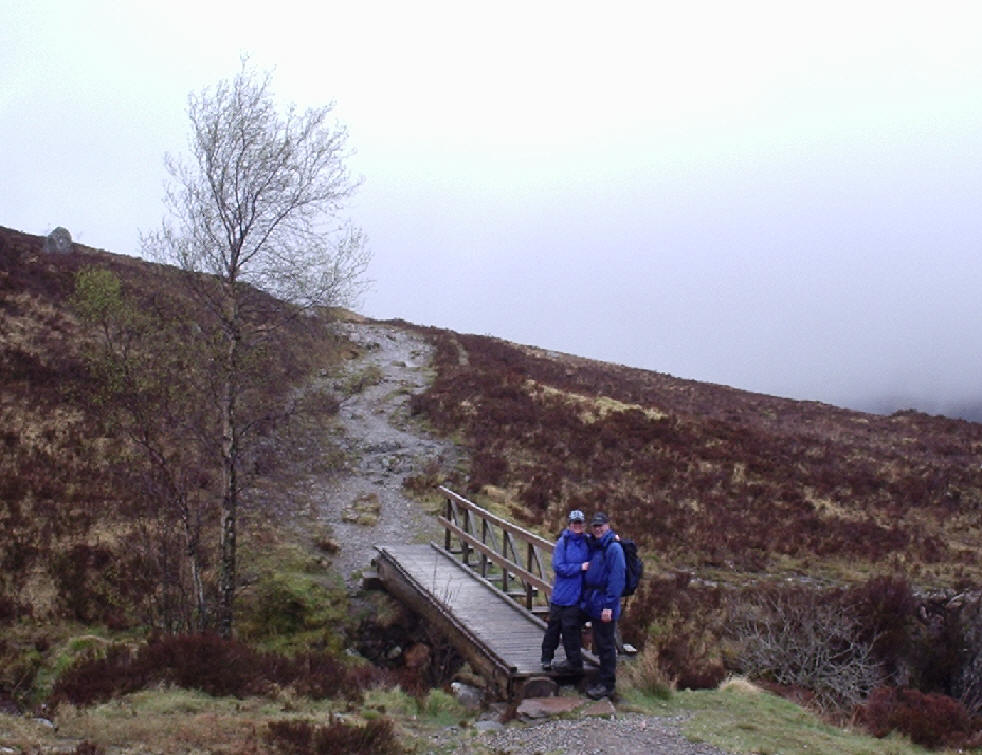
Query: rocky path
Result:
<box><xmin>312</xmin><ymin>320</ymin><xmax>461</xmax><ymax>587</ymax></box>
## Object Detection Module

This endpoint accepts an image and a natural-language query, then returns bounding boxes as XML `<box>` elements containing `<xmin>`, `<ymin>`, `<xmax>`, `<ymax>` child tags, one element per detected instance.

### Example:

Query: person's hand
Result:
<box><xmin>581</xmin><ymin>562</ymin><xmax>589</xmax><ymax>571</ymax></box>
<box><xmin>601</xmin><ymin>608</ymin><xmax>612</xmax><ymax>623</ymax></box>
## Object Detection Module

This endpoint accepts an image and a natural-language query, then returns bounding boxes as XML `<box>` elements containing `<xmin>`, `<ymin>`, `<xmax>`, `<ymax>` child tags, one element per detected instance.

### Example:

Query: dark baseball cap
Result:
<box><xmin>590</xmin><ymin>512</ymin><xmax>609</xmax><ymax>525</ymax></box>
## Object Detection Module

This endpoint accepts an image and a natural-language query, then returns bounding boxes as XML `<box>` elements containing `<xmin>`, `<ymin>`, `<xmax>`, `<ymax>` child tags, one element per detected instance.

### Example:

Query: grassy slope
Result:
<box><xmin>0</xmin><ymin>227</ymin><xmax>348</xmax><ymax>688</ymax></box>
<box><xmin>406</xmin><ymin>326</ymin><xmax>982</xmax><ymax>590</ymax></box>
<box><xmin>3</xmin><ymin>225</ymin><xmax>980</xmax><ymax>752</ymax></box>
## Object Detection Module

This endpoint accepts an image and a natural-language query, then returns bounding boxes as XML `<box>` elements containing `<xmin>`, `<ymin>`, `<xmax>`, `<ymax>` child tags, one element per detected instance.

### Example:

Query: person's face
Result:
<box><xmin>569</xmin><ymin>519</ymin><xmax>585</xmax><ymax>533</ymax></box>
<box><xmin>592</xmin><ymin>523</ymin><xmax>609</xmax><ymax>537</ymax></box>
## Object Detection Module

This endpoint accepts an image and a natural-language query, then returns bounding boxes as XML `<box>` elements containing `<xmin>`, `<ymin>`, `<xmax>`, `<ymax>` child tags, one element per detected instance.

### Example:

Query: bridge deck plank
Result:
<box><xmin>375</xmin><ymin>544</ymin><xmax>597</xmax><ymax>681</ymax></box>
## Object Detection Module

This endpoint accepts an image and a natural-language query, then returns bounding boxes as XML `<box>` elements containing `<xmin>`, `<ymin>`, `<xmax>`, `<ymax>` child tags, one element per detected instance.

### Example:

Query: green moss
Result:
<box><xmin>236</xmin><ymin>569</ymin><xmax>349</xmax><ymax>653</ymax></box>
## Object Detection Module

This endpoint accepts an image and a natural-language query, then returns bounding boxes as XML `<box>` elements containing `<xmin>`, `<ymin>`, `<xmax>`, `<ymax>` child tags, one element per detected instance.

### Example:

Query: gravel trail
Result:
<box><xmin>313</xmin><ymin>320</ymin><xmax>460</xmax><ymax>587</ymax></box>
<box><xmin>479</xmin><ymin>713</ymin><xmax>735</xmax><ymax>755</ymax></box>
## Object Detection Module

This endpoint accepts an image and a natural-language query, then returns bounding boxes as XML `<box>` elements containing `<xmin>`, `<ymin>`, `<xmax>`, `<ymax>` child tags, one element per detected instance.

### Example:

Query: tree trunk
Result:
<box><xmin>218</xmin><ymin>330</ymin><xmax>239</xmax><ymax>639</ymax></box>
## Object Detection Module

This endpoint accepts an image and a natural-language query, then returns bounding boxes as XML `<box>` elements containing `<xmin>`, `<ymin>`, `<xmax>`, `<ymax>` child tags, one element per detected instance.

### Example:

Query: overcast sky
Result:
<box><xmin>4</xmin><ymin>1</ymin><xmax>982</xmax><ymax>418</ymax></box>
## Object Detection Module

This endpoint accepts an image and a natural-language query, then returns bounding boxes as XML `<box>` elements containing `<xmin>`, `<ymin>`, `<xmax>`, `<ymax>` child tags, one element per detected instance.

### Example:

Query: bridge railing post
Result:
<box><xmin>480</xmin><ymin>519</ymin><xmax>490</xmax><ymax>578</ymax></box>
<box><xmin>501</xmin><ymin>526</ymin><xmax>510</xmax><ymax>595</ymax></box>
<box><xmin>444</xmin><ymin>496</ymin><xmax>452</xmax><ymax>552</ymax></box>
<box><xmin>436</xmin><ymin>486</ymin><xmax>556</xmax><ymax>616</ymax></box>
<box><xmin>525</xmin><ymin>542</ymin><xmax>535</xmax><ymax>610</ymax></box>
<box><xmin>462</xmin><ymin>507</ymin><xmax>472</xmax><ymax>567</ymax></box>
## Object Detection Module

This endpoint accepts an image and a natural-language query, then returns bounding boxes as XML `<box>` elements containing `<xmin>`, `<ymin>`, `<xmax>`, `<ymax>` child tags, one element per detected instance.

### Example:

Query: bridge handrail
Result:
<box><xmin>437</xmin><ymin>485</ymin><xmax>556</xmax><ymax>610</ymax></box>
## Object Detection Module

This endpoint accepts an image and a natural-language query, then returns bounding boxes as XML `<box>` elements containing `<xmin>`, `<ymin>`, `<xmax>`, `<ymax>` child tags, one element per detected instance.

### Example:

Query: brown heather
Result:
<box><xmin>7</xmin><ymin>224</ymin><xmax>982</xmax><ymax>745</ymax></box>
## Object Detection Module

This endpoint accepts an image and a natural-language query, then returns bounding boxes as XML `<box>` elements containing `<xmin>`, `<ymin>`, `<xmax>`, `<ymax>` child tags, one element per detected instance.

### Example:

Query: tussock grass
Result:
<box><xmin>627</xmin><ymin>684</ymin><xmax>951</xmax><ymax>755</ymax></box>
<box><xmin>49</xmin><ymin>690</ymin><xmax>340</xmax><ymax>753</ymax></box>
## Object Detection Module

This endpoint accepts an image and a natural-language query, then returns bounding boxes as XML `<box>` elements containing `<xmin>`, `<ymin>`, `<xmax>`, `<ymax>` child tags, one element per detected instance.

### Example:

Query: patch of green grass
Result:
<box><xmin>362</xmin><ymin>686</ymin><xmax>420</xmax><ymax>718</ymax></box>
<box><xmin>418</xmin><ymin>688</ymin><xmax>466</xmax><ymax>727</ymax></box>
<box><xmin>235</xmin><ymin>545</ymin><xmax>351</xmax><ymax>653</ymax></box>
<box><xmin>624</xmin><ymin>682</ymin><xmax>950</xmax><ymax>755</ymax></box>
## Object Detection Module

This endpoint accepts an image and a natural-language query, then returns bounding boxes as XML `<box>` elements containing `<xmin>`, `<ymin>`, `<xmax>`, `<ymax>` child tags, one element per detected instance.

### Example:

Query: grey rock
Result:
<box><xmin>44</xmin><ymin>226</ymin><xmax>73</xmax><ymax>254</ymax></box>
<box><xmin>450</xmin><ymin>681</ymin><xmax>484</xmax><ymax>710</ymax></box>
<box><xmin>474</xmin><ymin>719</ymin><xmax>505</xmax><ymax>732</ymax></box>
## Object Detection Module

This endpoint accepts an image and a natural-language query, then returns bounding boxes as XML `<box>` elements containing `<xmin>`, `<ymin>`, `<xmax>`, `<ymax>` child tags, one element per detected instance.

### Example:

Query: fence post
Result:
<box><xmin>480</xmin><ymin>518</ymin><xmax>489</xmax><ymax>578</ymax></box>
<box><xmin>444</xmin><ymin>496</ymin><xmax>452</xmax><ymax>552</ymax></box>
<box><xmin>501</xmin><ymin>526</ymin><xmax>510</xmax><ymax>594</ymax></box>
<box><xmin>525</xmin><ymin>542</ymin><xmax>535</xmax><ymax>609</ymax></box>
<box><xmin>462</xmin><ymin>506</ymin><xmax>472</xmax><ymax>567</ymax></box>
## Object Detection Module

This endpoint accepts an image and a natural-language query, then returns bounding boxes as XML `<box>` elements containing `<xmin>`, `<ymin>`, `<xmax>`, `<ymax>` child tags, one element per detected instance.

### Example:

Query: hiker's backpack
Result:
<box><xmin>618</xmin><ymin>539</ymin><xmax>643</xmax><ymax>597</ymax></box>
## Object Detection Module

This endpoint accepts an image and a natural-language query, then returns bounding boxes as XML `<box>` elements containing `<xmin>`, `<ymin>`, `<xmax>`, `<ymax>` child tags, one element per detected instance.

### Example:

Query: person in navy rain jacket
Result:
<box><xmin>581</xmin><ymin>511</ymin><xmax>626</xmax><ymax>699</ymax></box>
<box><xmin>541</xmin><ymin>509</ymin><xmax>590</xmax><ymax>673</ymax></box>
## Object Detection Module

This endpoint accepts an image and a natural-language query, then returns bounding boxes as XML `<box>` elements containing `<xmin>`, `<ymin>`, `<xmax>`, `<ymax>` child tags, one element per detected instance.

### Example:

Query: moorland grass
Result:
<box><xmin>622</xmin><ymin>681</ymin><xmax>956</xmax><ymax>755</ymax></box>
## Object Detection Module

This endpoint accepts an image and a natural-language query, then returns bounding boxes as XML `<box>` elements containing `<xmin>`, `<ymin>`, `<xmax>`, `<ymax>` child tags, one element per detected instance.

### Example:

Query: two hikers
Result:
<box><xmin>541</xmin><ymin>509</ymin><xmax>626</xmax><ymax>699</ymax></box>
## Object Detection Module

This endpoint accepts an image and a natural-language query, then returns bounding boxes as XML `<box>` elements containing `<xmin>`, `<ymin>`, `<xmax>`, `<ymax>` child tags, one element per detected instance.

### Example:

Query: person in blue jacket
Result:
<box><xmin>541</xmin><ymin>509</ymin><xmax>590</xmax><ymax>673</ymax></box>
<box><xmin>581</xmin><ymin>511</ymin><xmax>626</xmax><ymax>699</ymax></box>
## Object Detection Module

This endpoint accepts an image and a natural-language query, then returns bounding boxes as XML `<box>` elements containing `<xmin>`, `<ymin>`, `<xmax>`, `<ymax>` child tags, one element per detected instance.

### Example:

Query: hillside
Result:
<box><xmin>8</xmin><ymin>223</ymin><xmax>980</xmax><ymax>599</ymax></box>
<box><xmin>404</xmin><ymin>323</ymin><xmax>982</xmax><ymax>586</ymax></box>
<box><xmin>4</xmin><ymin>224</ymin><xmax>982</xmax><ymax>750</ymax></box>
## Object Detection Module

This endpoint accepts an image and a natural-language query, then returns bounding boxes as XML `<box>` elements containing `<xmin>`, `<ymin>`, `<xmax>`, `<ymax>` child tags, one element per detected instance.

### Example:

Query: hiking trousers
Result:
<box><xmin>541</xmin><ymin>603</ymin><xmax>584</xmax><ymax>667</ymax></box>
<box><xmin>593</xmin><ymin>618</ymin><xmax>617</xmax><ymax>691</ymax></box>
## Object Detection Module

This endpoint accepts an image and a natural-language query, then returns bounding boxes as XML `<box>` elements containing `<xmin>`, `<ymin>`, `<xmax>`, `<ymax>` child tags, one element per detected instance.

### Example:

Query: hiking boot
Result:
<box><xmin>550</xmin><ymin>660</ymin><xmax>583</xmax><ymax>674</ymax></box>
<box><xmin>586</xmin><ymin>683</ymin><xmax>614</xmax><ymax>700</ymax></box>
<box><xmin>540</xmin><ymin>658</ymin><xmax>552</xmax><ymax>671</ymax></box>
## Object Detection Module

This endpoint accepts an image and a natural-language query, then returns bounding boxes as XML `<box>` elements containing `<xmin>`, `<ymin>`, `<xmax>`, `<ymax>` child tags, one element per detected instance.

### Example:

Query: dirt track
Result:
<box><xmin>315</xmin><ymin>320</ymin><xmax>461</xmax><ymax>587</ymax></box>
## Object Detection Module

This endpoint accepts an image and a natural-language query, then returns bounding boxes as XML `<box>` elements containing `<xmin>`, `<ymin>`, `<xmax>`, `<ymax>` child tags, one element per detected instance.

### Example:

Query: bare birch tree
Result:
<box><xmin>143</xmin><ymin>59</ymin><xmax>370</xmax><ymax>638</ymax></box>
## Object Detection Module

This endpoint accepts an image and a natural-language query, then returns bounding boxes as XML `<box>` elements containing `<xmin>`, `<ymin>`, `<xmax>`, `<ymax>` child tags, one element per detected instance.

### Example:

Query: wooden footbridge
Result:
<box><xmin>372</xmin><ymin>486</ymin><xmax>598</xmax><ymax>699</ymax></box>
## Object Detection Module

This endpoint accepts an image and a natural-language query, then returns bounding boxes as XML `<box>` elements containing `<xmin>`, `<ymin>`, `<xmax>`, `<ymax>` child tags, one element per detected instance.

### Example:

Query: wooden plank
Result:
<box><xmin>373</xmin><ymin>542</ymin><xmax>597</xmax><ymax>699</ymax></box>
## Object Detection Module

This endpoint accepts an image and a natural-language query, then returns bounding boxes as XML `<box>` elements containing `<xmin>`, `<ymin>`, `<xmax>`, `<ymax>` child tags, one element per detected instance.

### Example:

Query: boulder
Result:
<box><xmin>43</xmin><ymin>226</ymin><xmax>73</xmax><ymax>254</ymax></box>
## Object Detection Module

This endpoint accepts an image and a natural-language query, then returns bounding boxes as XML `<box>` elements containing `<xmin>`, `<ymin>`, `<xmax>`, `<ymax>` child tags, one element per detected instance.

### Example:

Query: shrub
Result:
<box><xmin>266</xmin><ymin>716</ymin><xmax>404</xmax><ymax>755</ymax></box>
<box><xmin>622</xmin><ymin>642</ymin><xmax>673</xmax><ymax>699</ymax></box>
<box><xmin>858</xmin><ymin>685</ymin><xmax>974</xmax><ymax>748</ymax></box>
<box><xmin>846</xmin><ymin>576</ymin><xmax>915</xmax><ymax>670</ymax></box>
<box><xmin>952</xmin><ymin>595</ymin><xmax>982</xmax><ymax>714</ymax></box>
<box><xmin>70</xmin><ymin>743</ymin><xmax>105</xmax><ymax>755</ymax></box>
<box><xmin>621</xmin><ymin>575</ymin><xmax>727</xmax><ymax>692</ymax></box>
<box><xmin>731</xmin><ymin>584</ymin><xmax>884</xmax><ymax>712</ymax></box>
<box><xmin>51</xmin><ymin>634</ymin><xmax>391</xmax><ymax>707</ymax></box>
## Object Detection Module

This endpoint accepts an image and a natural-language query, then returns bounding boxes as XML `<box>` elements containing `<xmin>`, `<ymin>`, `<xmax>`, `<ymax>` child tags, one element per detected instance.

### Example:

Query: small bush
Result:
<box><xmin>70</xmin><ymin>743</ymin><xmax>105</xmax><ymax>755</ymax></box>
<box><xmin>622</xmin><ymin>643</ymin><xmax>673</xmax><ymax>699</ymax></box>
<box><xmin>266</xmin><ymin>716</ymin><xmax>404</xmax><ymax>755</ymax></box>
<box><xmin>51</xmin><ymin>634</ymin><xmax>391</xmax><ymax>707</ymax></box>
<box><xmin>621</xmin><ymin>575</ymin><xmax>727</xmax><ymax>692</ymax></box>
<box><xmin>858</xmin><ymin>685</ymin><xmax>974</xmax><ymax>748</ymax></box>
<box><xmin>732</xmin><ymin>584</ymin><xmax>884</xmax><ymax>712</ymax></box>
